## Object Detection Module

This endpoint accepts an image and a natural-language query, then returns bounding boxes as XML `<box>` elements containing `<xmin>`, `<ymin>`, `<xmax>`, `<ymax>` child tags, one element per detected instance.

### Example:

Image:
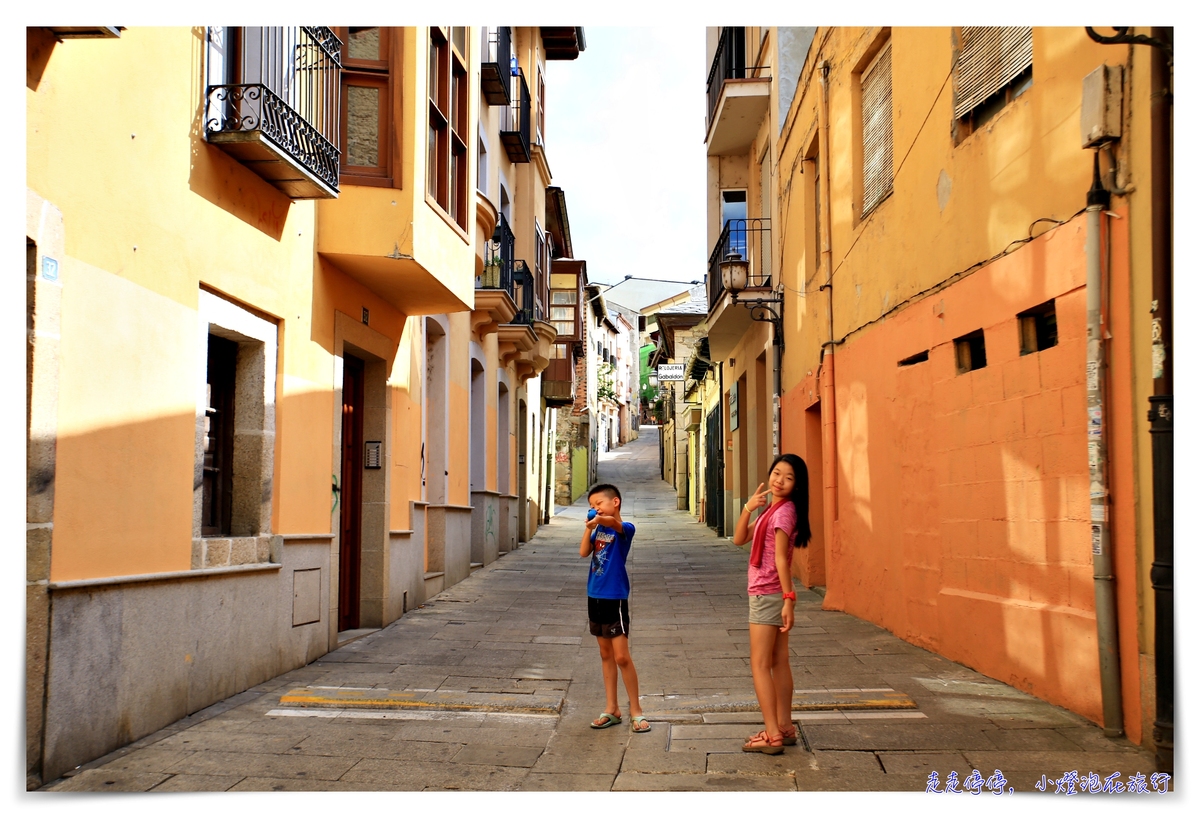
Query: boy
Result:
<box><xmin>581</xmin><ymin>483</ymin><xmax>650</xmax><ymax>733</ymax></box>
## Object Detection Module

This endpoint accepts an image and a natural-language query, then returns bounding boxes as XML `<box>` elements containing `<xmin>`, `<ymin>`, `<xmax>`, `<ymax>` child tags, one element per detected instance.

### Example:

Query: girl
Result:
<box><xmin>733</xmin><ymin>453</ymin><xmax>812</xmax><ymax>754</ymax></box>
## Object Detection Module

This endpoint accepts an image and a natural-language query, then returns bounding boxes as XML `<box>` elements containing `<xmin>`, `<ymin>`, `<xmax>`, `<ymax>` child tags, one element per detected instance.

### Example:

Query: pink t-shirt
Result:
<box><xmin>747</xmin><ymin>500</ymin><xmax>797</xmax><ymax>595</ymax></box>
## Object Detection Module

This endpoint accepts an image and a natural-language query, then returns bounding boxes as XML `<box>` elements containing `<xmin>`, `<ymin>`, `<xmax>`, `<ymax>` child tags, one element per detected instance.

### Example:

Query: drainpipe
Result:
<box><xmin>1085</xmin><ymin>151</ymin><xmax>1123</xmax><ymax>737</ymax></box>
<box><xmin>1085</xmin><ymin>26</ymin><xmax>1173</xmax><ymax>765</ymax></box>
<box><xmin>816</xmin><ymin>58</ymin><xmax>839</xmax><ymax>602</ymax></box>
<box><xmin>1146</xmin><ymin>25</ymin><xmax>1173</xmax><ymax>774</ymax></box>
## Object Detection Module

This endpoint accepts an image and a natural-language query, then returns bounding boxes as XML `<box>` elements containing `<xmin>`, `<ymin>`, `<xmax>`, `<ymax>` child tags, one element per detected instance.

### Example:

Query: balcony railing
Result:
<box><xmin>206</xmin><ymin>26</ymin><xmax>342</xmax><ymax>198</ymax></box>
<box><xmin>705</xmin><ymin>26</ymin><xmax>747</xmax><ymax>131</ymax></box>
<box><xmin>478</xmin><ymin>213</ymin><xmax>516</xmax><ymax>291</ymax></box>
<box><xmin>707</xmin><ymin>218</ymin><xmax>771</xmax><ymax>310</ymax></box>
<box><xmin>511</xmin><ymin>260</ymin><xmax>537</xmax><ymax>325</ymax></box>
<box><xmin>499</xmin><ymin>68</ymin><xmax>531</xmax><ymax>163</ymax></box>
<box><xmin>481</xmin><ymin>26</ymin><xmax>513</xmax><ymax>106</ymax></box>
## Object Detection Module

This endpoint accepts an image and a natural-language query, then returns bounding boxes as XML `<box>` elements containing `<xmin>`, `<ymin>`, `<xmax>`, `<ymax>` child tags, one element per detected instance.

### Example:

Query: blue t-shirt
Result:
<box><xmin>587</xmin><ymin>521</ymin><xmax>635</xmax><ymax>599</ymax></box>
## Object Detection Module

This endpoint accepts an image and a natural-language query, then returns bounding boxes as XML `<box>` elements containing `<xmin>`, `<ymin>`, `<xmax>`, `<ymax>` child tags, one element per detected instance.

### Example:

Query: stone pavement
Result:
<box><xmin>44</xmin><ymin>427</ymin><xmax>1163</xmax><ymax>793</ymax></box>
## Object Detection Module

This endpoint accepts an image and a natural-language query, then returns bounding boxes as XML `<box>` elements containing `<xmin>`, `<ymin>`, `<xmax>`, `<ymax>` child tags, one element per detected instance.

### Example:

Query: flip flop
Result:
<box><xmin>630</xmin><ymin>716</ymin><xmax>651</xmax><ymax>733</ymax></box>
<box><xmin>590</xmin><ymin>713</ymin><xmax>622</xmax><ymax>729</ymax></box>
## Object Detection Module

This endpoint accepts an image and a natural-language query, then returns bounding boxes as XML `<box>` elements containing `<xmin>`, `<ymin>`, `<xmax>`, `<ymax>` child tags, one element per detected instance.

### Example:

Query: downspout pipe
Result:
<box><xmin>1146</xmin><ymin>25</ymin><xmax>1173</xmax><ymax>775</ymax></box>
<box><xmin>816</xmin><ymin>58</ymin><xmax>840</xmax><ymax>604</ymax></box>
<box><xmin>1086</xmin><ymin>151</ymin><xmax>1124</xmax><ymax>737</ymax></box>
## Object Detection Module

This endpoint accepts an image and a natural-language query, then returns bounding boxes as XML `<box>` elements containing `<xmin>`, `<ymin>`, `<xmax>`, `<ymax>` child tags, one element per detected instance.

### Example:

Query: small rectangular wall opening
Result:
<box><xmin>1018</xmin><ymin>299</ymin><xmax>1058</xmax><ymax>355</ymax></box>
<box><xmin>897</xmin><ymin>350</ymin><xmax>929</xmax><ymax>367</ymax></box>
<box><xmin>954</xmin><ymin>329</ymin><xmax>987</xmax><ymax>374</ymax></box>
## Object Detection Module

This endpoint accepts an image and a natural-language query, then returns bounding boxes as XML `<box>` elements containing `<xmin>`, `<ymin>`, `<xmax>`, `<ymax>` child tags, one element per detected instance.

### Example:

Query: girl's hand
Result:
<box><xmin>779</xmin><ymin>600</ymin><xmax>794</xmax><ymax>633</ymax></box>
<box><xmin>745</xmin><ymin>483</ymin><xmax>769</xmax><ymax>514</ymax></box>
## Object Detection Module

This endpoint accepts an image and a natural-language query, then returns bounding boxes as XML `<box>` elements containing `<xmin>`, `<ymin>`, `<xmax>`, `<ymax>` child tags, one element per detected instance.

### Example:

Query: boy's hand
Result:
<box><xmin>585</xmin><ymin>516</ymin><xmax>600</xmax><ymax>531</ymax></box>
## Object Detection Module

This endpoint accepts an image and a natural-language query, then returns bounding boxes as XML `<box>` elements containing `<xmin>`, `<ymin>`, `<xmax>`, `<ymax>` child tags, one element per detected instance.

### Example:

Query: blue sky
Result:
<box><xmin>545</xmin><ymin>27</ymin><xmax>708</xmax><ymax>287</ymax></box>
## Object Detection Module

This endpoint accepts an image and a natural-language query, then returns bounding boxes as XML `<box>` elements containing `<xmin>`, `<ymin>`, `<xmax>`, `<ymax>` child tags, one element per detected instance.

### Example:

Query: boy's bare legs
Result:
<box><xmin>595</xmin><ymin>636</ymin><xmax>621</xmax><ymax>723</ymax></box>
<box><xmin>772</xmin><ymin>632</ymin><xmax>795</xmax><ymax>736</ymax></box>
<box><xmin>611</xmin><ymin>635</ymin><xmax>643</xmax><ymax>718</ymax></box>
<box><xmin>592</xmin><ymin>635</ymin><xmax>642</xmax><ymax>725</ymax></box>
<box><xmin>749</xmin><ymin>623</ymin><xmax>783</xmax><ymax>737</ymax></box>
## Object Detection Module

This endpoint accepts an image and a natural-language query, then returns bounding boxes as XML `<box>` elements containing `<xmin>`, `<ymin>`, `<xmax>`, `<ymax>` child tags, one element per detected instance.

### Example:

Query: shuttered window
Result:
<box><xmin>954</xmin><ymin>27</ymin><xmax>1033</xmax><ymax>120</ymax></box>
<box><xmin>861</xmin><ymin>41</ymin><xmax>892</xmax><ymax>217</ymax></box>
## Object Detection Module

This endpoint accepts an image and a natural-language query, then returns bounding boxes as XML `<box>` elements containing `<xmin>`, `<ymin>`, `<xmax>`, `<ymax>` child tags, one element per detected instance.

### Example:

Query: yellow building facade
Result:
<box><xmin>705</xmin><ymin>26</ymin><xmax>1171</xmax><ymax>760</ymax></box>
<box><xmin>26</xmin><ymin>24</ymin><xmax>584</xmax><ymax>788</ymax></box>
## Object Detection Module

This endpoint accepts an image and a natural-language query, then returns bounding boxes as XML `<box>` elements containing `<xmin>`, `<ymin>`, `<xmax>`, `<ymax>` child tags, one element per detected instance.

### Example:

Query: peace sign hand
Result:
<box><xmin>745</xmin><ymin>483</ymin><xmax>769</xmax><ymax>514</ymax></box>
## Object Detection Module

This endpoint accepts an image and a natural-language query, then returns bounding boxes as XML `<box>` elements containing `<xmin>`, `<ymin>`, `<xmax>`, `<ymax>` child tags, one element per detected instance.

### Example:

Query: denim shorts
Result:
<box><xmin>749</xmin><ymin>593</ymin><xmax>784</xmax><ymax>626</ymax></box>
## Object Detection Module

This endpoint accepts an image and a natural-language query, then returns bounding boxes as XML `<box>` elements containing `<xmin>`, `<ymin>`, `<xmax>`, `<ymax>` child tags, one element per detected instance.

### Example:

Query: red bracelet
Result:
<box><xmin>782</xmin><ymin>591</ymin><xmax>796</xmax><ymax>601</ymax></box>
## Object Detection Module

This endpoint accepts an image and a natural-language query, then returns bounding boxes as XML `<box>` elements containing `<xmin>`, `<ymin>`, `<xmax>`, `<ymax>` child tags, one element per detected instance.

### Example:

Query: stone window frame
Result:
<box><xmin>192</xmin><ymin>289</ymin><xmax>278</xmax><ymax>569</ymax></box>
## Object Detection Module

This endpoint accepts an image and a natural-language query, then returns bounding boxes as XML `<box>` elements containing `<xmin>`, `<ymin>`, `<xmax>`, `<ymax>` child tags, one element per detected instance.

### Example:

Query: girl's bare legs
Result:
<box><xmin>772</xmin><ymin>632</ymin><xmax>794</xmax><ymax>737</ymax></box>
<box><xmin>748</xmin><ymin>623</ymin><xmax>783</xmax><ymax>737</ymax></box>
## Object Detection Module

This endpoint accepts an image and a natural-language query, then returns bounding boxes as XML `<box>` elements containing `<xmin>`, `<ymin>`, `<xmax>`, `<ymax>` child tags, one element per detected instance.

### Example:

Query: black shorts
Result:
<box><xmin>588</xmin><ymin>597</ymin><xmax>630</xmax><ymax>638</ymax></box>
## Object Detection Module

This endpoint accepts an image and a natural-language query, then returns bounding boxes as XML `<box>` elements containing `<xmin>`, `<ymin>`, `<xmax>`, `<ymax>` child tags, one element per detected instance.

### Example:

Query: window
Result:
<box><xmin>549</xmin><ymin>286</ymin><xmax>578</xmax><ymax>338</ymax></box>
<box><xmin>429</xmin><ymin>27</ymin><xmax>469</xmax><ymax>228</ymax></box>
<box><xmin>860</xmin><ymin>40</ymin><xmax>893</xmax><ymax>217</ymax></box>
<box><xmin>202</xmin><ymin>335</ymin><xmax>237</xmax><ymax>536</ymax></box>
<box><xmin>477</xmin><ymin>130</ymin><xmax>488</xmax><ymax>195</ymax></box>
<box><xmin>954</xmin><ymin>329</ymin><xmax>987</xmax><ymax>374</ymax></box>
<box><xmin>954</xmin><ymin>27</ymin><xmax>1033</xmax><ymax>141</ymax></box>
<box><xmin>1018</xmin><ymin>300</ymin><xmax>1058</xmax><ymax>354</ymax></box>
<box><xmin>758</xmin><ymin>147</ymin><xmax>772</xmax><ymax>282</ymax></box>
<box><xmin>194</xmin><ymin>291</ymin><xmax>279</xmax><ymax>567</ymax></box>
<box><xmin>537</xmin><ymin>68</ymin><xmax>546</xmax><ymax>144</ymax></box>
<box><xmin>721</xmin><ymin>189</ymin><xmax>747</xmax><ymax>257</ymax></box>
<box><xmin>338</xmin><ymin>27</ymin><xmax>393</xmax><ymax>184</ymax></box>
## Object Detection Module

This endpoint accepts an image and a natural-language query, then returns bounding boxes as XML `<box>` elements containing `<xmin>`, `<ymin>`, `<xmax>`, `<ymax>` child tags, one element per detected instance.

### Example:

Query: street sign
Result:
<box><xmin>657</xmin><ymin>363</ymin><xmax>686</xmax><ymax>382</ymax></box>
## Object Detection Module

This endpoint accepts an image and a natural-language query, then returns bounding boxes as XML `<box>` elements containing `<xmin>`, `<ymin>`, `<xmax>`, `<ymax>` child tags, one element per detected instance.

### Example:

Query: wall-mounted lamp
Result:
<box><xmin>719</xmin><ymin>251</ymin><xmax>784</xmax><ymax>429</ymax></box>
<box><xmin>719</xmin><ymin>252</ymin><xmax>783</xmax><ymax>353</ymax></box>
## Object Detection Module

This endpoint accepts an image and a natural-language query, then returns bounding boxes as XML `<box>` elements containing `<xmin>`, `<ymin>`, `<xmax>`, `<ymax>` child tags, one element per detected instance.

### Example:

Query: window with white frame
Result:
<box><xmin>193</xmin><ymin>290</ymin><xmax>278</xmax><ymax>567</ymax></box>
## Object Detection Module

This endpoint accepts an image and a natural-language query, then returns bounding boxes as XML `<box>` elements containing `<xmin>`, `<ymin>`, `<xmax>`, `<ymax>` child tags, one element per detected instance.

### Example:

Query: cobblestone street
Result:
<box><xmin>45</xmin><ymin>428</ymin><xmax>1161</xmax><ymax>794</ymax></box>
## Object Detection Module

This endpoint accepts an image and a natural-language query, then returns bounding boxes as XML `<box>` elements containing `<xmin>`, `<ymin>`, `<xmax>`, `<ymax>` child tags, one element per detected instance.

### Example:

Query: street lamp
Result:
<box><xmin>719</xmin><ymin>252</ymin><xmax>749</xmax><ymax>294</ymax></box>
<box><xmin>718</xmin><ymin>252</ymin><xmax>783</xmax><ymax>352</ymax></box>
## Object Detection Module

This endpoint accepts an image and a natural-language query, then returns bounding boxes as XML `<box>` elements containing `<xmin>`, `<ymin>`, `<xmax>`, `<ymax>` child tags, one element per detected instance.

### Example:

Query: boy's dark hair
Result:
<box><xmin>587</xmin><ymin>483</ymin><xmax>622</xmax><ymax>505</ymax></box>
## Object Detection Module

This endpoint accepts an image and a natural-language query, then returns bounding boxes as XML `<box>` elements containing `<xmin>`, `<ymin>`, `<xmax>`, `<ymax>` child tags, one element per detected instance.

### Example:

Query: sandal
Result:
<box><xmin>742</xmin><ymin>730</ymin><xmax>784</xmax><ymax>755</ymax></box>
<box><xmin>590</xmin><ymin>713</ymin><xmax>622</xmax><ymax>729</ymax></box>
<box><xmin>780</xmin><ymin>725</ymin><xmax>798</xmax><ymax>746</ymax></box>
<box><xmin>630</xmin><ymin>716</ymin><xmax>651</xmax><ymax>733</ymax></box>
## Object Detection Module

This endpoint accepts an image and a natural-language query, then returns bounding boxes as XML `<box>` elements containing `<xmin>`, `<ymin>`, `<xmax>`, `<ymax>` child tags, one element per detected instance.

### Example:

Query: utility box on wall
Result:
<box><xmin>1081</xmin><ymin>64</ymin><xmax>1123</xmax><ymax>148</ymax></box>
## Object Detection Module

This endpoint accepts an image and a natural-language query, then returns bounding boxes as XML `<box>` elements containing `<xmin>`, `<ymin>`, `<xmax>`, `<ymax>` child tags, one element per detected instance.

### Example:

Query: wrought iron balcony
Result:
<box><xmin>707</xmin><ymin>218</ymin><xmax>771</xmax><ymax>310</ymax></box>
<box><xmin>205</xmin><ymin>26</ymin><xmax>342</xmax><ymax>199</ymax></box>
<box><xmin>499</xmin><ymin>68</ymin><xmax>531</xmax><ymax>163</ymax></box>
<box><xmin>510</xmin><ymin>260</ymin><xmax>537</xmax><ymax>325</ymax></box>
<box><xmin>481</xmin><ymin>26</ymin><xmax>513</xmax><ymax>106</ymax></box>
<box><xmin>478</xmin><ymin>213</ymin><xmax>516</xmax><ymax>291</ymax></box>
<box><xmin>706</xmin><ymin>27</ymin><xmax>748</xmax><ymax>130</ymax></box>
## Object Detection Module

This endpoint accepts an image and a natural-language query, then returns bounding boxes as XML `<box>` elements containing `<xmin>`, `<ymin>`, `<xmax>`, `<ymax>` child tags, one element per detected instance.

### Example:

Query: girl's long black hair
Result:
<box><xmin>768</xmin><ymin>453</ymin><xmax>812</xmax><ymax>547</ymax></box>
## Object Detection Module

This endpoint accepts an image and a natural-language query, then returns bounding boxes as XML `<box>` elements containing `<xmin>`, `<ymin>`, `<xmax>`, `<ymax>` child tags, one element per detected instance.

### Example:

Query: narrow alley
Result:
<box><xmin>44</xmin><ymin>428</ymin><xmax>1160</xmax><ymax>793</ymax></box>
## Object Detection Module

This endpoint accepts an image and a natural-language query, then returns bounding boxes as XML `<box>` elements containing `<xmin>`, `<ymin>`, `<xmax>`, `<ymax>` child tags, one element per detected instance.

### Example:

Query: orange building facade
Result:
<box><xmin>705</xmin><ymin>26</ymin><xmax>1170</xmax><ymax>755</ymax></box>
